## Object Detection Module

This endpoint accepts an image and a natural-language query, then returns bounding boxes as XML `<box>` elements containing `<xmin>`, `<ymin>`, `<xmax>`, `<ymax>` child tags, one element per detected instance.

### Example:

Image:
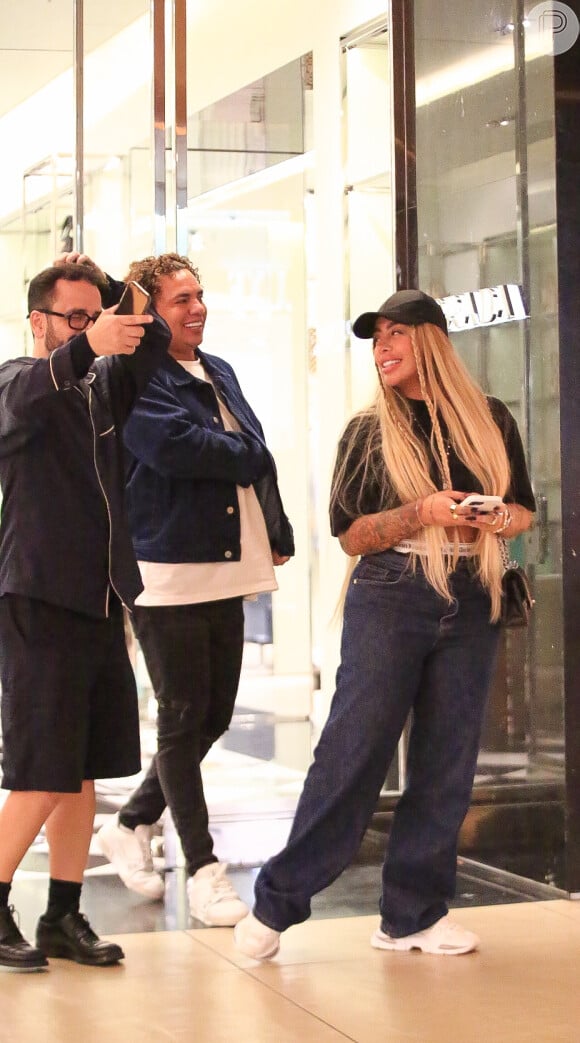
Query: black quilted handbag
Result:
<box><xmin>499</xmin><ymin>538</ymin><xmax>534</xmax><ymax>628</ymax></box>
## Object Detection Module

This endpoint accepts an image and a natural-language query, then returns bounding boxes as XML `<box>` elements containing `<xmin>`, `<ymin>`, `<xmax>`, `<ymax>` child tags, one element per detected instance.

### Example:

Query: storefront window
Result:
<box><xmin>0</xmin><ymin>2</ymin><xmax>74</xmax><ymax>359</ymax></box>
<box><xmin>184</xmin><ymin>57</ymin><xmax>315</xmax><ymax>771</ymax></box>
<box><xmin>0</xmin><ymin>1</ymin><xmax>154</xmax><ymax>361</ymax></box>
<box><xmin>82</xmin><ymin>0</ymin><xmax>155</xmax><ymax>276</ymax></box>
<box><xmin>415</xmin><ymin>0</ymin><xmax>563</xmax><ymax>879</ymax></box>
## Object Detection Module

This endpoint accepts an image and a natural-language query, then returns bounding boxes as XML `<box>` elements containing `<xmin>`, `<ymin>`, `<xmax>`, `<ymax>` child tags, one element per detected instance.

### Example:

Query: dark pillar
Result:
<box><xmin>391</xmin><ymin>0</ymin><xmax>418</xmax><ymax>289</ymax></box>
<box><xmin>555</xmin><ymin>2</ymin><xmax>580</xmax><ymax>891</ymax></box>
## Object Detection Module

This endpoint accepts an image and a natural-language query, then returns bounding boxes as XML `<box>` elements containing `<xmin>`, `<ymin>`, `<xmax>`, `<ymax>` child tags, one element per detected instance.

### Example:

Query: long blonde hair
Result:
<box><xmin>331</xmin><ymin>323</ymin><xmax>511</xmax><ymax>620</ymax></box>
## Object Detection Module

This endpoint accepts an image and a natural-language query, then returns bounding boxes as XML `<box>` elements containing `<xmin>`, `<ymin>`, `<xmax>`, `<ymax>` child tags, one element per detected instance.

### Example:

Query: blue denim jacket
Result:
<box><xmin>124</xmin><ymin>349</ymin><xmax>294</xmax><ymax>563</ymax></box>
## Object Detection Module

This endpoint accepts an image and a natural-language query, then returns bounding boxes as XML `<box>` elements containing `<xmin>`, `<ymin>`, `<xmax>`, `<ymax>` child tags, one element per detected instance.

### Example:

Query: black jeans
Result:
<box><xmin>119</xmin><ymin>598</ymin><xmax>245</xmax><ymax>875</ymax></box>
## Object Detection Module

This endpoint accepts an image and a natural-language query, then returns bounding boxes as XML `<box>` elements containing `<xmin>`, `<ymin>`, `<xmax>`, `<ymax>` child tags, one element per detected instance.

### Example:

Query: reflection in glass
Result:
<box><xmin>415</xmin><ymin>1</ymin><xmax>563</xmax><ymax>882</ymax></box>
<box><xmin>343</xmin><ymin>27</ymin><xmax>394</xmax><ymax>412</ymax></box>
<box><xmin>183</xmin><ymin>57</ymin><xmax>315</xmax><ymax>778</ymax></box>
<box><xmin>187</xmin><ymin>56</ymin><xmax>310</xmax><ymax>199</ymax></box>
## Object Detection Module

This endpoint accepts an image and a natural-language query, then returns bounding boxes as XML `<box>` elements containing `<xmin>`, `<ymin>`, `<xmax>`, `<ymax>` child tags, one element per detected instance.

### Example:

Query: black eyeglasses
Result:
<box><xmin>34</xmin><ymin>308</ymin><xmax>102</xmax><ymax>331</ymax></box>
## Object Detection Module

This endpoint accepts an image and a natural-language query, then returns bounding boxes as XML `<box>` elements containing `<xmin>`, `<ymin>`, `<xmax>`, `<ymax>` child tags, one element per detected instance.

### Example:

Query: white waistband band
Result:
<box><xmin>393</xmin><ymin>539</ymin><xmax>477</xmax><ymax>556</ymax></box>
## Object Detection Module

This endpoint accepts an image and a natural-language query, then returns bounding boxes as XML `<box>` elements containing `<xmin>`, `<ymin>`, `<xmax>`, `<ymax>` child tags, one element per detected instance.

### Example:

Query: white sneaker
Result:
<box><xmin>371</xmin><ymin>914</ymin><xmax>479</xmax><ymax>956</ymax></box>
<box><xmin>187</xmin><ymin>863</ymin><xmax>249</xmax><ymax>927</ymax></box>
<box><xmin>96</xmin><ymin>816</ymin><xmax>165</xmax><ymax>901</ymax></box>
<box><xmin>234</xmin><ymin>912</ymin><xmax>280</xmax><ymax>960</ymax></box>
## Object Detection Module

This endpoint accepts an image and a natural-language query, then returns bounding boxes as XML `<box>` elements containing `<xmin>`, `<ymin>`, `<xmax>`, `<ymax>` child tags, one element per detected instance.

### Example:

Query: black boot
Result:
<box><xmin>0</xmin><ymin>906</ymin><xmax>48</xmax><ymax>972</ymax></box>
<box><xmin>36</xmin><ymin>911</ymin><xmax>124</xmax><ymax>966</ymax></box>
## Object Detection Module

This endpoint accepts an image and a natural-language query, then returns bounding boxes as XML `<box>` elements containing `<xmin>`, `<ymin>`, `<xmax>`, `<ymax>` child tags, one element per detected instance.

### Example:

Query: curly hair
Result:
<box><xmin>124</xmin><ymin>253</ymin><xmax>201</xmax><ymax>301</ymax></box>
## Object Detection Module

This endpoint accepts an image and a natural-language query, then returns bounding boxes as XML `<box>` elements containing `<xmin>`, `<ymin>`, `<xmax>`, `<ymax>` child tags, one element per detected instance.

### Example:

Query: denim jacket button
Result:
<box><xmin>226</xmin><ymin>506</ymin><xmax>235</xmax><ymax>515</ymax></box>
<box><xmin>224</xmin><ymin>550</ymin><xmax>233</xmax><ymax>559</ymax></box>
<box><xmin>212</xmin><ymin>415</ymin><xmax>220</xmax><ymax>424</ymax></box>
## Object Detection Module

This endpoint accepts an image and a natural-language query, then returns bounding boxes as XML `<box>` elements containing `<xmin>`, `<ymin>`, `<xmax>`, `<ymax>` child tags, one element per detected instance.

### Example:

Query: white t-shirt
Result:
<box><xmin>135</xmin><ymin>359</ymin><xmax>277</xmax><ymax>606</ymax></box>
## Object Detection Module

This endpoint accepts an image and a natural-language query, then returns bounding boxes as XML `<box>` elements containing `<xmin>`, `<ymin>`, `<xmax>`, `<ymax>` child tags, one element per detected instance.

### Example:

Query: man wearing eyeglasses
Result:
<box><xmin>33</xmin><ymin>305</ymin><xmax>103</xmax><ymax>335</ymax></box>
<box><xmin>0</xmin><ymin>258</ymin><xmax>171</xmax><ymax>973</ymax></box>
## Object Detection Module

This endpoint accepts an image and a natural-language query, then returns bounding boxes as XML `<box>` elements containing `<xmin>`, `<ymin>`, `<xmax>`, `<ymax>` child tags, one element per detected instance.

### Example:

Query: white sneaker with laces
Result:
<box><xmin>371</xmin><ymin>914</ymin><xmax>479</xmax><ymax>955</ymax></box>
<box><xmin>187</xmin><ymin>863</ymin><xmax>249</xmax><ymax>927</ymax></box>
<box><xmin>233</xmin><ymin>912</ymin><xmax>280</xmax><ymax>960</ymax></box>
<box><xmin>96</xmin><ymin>816</ymin><xmax>165</xmax><ymax>901</ymax></box>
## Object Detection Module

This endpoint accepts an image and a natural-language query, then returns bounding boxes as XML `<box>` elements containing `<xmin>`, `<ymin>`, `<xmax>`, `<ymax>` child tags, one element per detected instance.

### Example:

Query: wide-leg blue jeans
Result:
<box><xmin>254</xmin><ymin>550</ymin><xmax>500</xmax><ymax>936</ymax></box>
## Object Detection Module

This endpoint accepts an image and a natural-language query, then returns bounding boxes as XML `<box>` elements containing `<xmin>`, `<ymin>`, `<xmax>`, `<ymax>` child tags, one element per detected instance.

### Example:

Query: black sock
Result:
<box><xmin>43</xmin><ymin>879</ymin><xmax>82</xmax><ymax>922</ymax></box>
<box><xmin>0</xmin><ymin>882</ymin><xmax>11</xmax><ymax>908</ymax></box>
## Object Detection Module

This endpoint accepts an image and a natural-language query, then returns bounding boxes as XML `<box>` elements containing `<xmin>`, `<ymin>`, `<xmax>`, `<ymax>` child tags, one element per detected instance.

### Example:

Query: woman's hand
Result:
<box><xmin>417</xmin><ymin>491</ymin><xmax>469</xmax><ymax>527</ymax></box>
<box><xmin>453</xmin><ymin>499</ymin><xmax>534</xmax><ymax>538</ymax></box>
<box><xmin>420</xmin><ymin>494</ymin><xmax>534</xmax><ymax>540</ymax></box>
<box><xmin>454</xmin><ymin>502</ymin><xmax>507</xmax><ymax>534</ymax></box>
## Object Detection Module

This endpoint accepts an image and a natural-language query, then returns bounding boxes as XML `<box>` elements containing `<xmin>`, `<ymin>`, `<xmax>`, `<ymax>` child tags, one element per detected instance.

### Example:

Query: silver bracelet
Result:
<box><xmin>415</xmin><ymin>500</ymin><xmax>426</xmax><ymax>527</ymax></box>
<box><xmin>495</xmin><ymin>507</ymin><xmax>512</xmax><ymax>535</ymax></box>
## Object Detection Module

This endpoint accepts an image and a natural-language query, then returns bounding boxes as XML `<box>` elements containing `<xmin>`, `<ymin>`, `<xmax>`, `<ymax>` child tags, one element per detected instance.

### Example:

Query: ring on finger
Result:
<box><xmin>449</xmin><ymin>503</ymin><xmax>457</xmax><ymax>516</ymax></box>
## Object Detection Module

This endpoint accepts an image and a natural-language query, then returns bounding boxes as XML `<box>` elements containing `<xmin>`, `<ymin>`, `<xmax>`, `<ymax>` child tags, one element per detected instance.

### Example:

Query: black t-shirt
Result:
<box><xmin>329</xmin><ymin>396</ymin><xmax>536</xmax><ymax>537</ymax></box>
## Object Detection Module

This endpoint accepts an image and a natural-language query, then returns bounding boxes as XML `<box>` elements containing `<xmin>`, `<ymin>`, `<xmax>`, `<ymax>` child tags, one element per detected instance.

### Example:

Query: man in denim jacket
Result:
<box><xmin>98</xmin><ymin>254</ymin><xmax>294</xmax><ymax>925</ymax></box>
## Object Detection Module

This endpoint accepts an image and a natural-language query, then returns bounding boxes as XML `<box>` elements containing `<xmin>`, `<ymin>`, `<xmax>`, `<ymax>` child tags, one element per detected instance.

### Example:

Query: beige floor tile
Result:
<box><xmin>539</xmin><ymin>897</ymin><xmax>580</xmax><ymax>922</ymax></box>
<box><xmin>193</xmin><ymin>904</ymin><xmax>580</xmax><ymax>1042</ymax></box>
<box><xmin>188</xmin><ymin>913</ymin><xmax>378</xmax><ymax>968</ymax></box>
<box><xmin>0</xmin><ymin>931</ymin><xmax>345</xmax><ymax>1043</ymax></box>
<box><xmin>2</xmin><ymin>904</ymin><xmax>579</xmax><ymax>1043</ymax></box>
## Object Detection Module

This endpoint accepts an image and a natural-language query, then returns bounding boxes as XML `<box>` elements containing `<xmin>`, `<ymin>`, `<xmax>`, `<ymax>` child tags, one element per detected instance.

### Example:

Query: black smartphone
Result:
<box><xmin>115</xmin><ymin>281</ymin><xmax>151</xmax><ymax>315</ymax></box>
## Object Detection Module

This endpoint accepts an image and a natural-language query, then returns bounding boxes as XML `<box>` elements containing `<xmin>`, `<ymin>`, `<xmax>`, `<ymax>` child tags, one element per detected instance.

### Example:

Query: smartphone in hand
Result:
<box><xmin>460</xmin><ymin>494</ymin><xmax>503</xmax><ymax>514</ymax></box>
<box><xmin>116</xmin><ymin>281</ymin><xmax>150</xmax><ymax>315</ymax></box>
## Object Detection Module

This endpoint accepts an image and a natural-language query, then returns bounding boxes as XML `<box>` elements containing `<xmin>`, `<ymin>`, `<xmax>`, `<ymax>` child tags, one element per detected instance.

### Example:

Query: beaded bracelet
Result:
<box><xmin>416</xmin><ymin>500</ymin><xmax>426</xmax><ymax>527</ymax></box>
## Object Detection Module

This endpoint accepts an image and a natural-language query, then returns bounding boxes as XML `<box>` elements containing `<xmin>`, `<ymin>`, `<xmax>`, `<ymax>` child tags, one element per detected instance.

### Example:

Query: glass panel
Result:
<box><xmin>83</xmin><ymin>1</ymin><xmax>154</xmax><ymax>274</ymax></box>
<box><xmin>342</xmin><ymin>23</ymin><xmax>400</xmax><ymax>789</ymax></box>
<box><xmin>0</xmin><ymin>0</ymin><xmax>74</xmax><ymax>360</ymax></box>
<box><xmin>0</xmin><ymin>1</ymin><xmax>154</xmax><ymax>362</ymax></box>
<box><xmin>415</xmin><ymin>1</ymin><xmax>563</xmax><ymax>881</ymax></box>
<box><xmin>184</xmin><ymin>59</ymin><xmax>314</xmax><ymax>776</ymax></box>
<box><xmin>343</xmin><ymin>27</ymin><xmax>395</xmax><ymax>412</ymax></box>
<box><xmin>185</xmin><ymin>167</ymin><xmax>313</xmax><ymax>772</ymax></box>
<box><xmin>83</xmin><ymin>1</ymin><xmax>158</xmax><ymax>729</ymax></box>
<box><xmin>187</xmin><ymin>57</ymin><xmax>308</xmax><ymax>199</ymax></box>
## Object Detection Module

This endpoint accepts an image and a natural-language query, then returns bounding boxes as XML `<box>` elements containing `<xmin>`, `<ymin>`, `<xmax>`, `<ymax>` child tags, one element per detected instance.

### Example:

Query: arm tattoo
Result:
<box><xmin>339</xmin><ymin>502</ymin><xmax>422</xmax><ymax>557</ymax></box>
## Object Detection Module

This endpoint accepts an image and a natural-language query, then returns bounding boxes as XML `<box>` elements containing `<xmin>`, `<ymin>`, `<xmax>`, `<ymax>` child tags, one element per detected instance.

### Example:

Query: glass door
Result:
<box><xmin>414</xmin><ymin>0</ymin><xmax>564</xmax><ymax>885</ymax></box>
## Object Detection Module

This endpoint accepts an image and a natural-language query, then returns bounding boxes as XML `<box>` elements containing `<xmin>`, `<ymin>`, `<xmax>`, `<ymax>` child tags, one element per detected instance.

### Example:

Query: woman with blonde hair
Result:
<box><xmin>235</xmin><ymin>289</ymin><xmax>535</xmax><ymax>960</ymax></box>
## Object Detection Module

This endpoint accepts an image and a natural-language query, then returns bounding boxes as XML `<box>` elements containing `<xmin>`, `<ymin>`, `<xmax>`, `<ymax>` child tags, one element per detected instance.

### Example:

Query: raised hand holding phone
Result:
<box><xmin>87</xmin><ymin>284</ymin><xmax>153</xmax><ymax>356</ymax></box>
<box><xmin>115</xmin><ymin>281</ymin><xmax>151</xmax><ymax>316</ymax></box>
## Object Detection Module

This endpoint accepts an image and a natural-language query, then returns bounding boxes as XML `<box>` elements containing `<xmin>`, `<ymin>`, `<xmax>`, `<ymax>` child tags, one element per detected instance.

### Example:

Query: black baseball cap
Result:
<box><xmin>352</xmin><ymin>289</ymin><xmax>448</xmax><ymax>338</ymax></box>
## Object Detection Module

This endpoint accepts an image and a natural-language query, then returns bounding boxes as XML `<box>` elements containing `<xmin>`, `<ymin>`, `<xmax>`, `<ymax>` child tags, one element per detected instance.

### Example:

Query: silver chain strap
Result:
<box><xmin>498</xmin><ymin>535</ymin><xmax>520</xmax><ymax>571</ymax></box>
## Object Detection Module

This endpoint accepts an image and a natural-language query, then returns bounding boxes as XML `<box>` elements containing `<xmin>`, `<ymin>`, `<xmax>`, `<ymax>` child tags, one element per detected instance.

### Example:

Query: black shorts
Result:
<box><xmin>0</xmin><ymin>594</ymin><xmax>141</xmax><ymax>792</ymax></box>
